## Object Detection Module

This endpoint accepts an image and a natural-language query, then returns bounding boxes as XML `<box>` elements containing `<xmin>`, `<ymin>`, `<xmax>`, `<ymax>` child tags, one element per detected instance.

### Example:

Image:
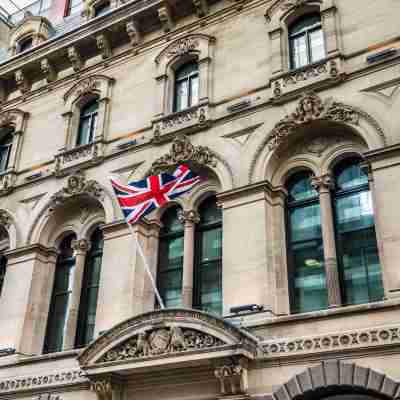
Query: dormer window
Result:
<box><xmin>17</xmin><ymin>36</ymin><xmax>34</xmax><ymax>54</ymax></box>
<box><xmin>94</xmin><ymin>0</ymin><xmax>110</xmax><ymax>17</ymax></box>
<box><xmin>289</xmin><ymin>13</ymin><xmax>325</xmax><ymax>69</ymax></box>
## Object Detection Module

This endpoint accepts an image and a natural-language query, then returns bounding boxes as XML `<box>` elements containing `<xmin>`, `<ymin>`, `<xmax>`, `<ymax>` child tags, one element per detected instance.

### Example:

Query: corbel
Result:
<box><xmin>67</xmin><ymin>45</ymin><xmax>83</xmax><ymax>72</ymax></box>
<box><xmin>158</xmin><ymin>3</ymin><xmax>174</xmax><ymax>33</ymax></box>
<box><xmin>0</xmin><ymin>79</ymin><xmax>6</xmax><ymax>104</ymax></box>
<box><xmin>193</xmin><ymin>0</ymin><xmax>208</xmax><ymax>17</ymax></box>
<box><xmin>15</xmin><ymin>69</ymin><xmax>31</xmax><ymax>94</ymax></box>
<box><xmin>40</xmin><ymin>57</ymin><xmax>58</xmax><ymax>82</ymax></box>
<box><xmin>96</xmin><ymin>32</ymin><xmax>112</xmax><ymax>59</ymax></box>
<box><xmin>126</xmin><ymin>19</ymin><xmax>142</xmax><ymax>47</ymax></box>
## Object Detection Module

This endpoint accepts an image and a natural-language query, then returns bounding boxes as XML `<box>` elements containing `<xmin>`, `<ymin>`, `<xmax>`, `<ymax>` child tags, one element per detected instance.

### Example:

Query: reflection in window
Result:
<box><xmin>289</xmin><ymin>13</ymin><xmax>325</xmax><ymax>69</ymax></box>
<box><xmin>94</xmin><ymin>0</ymin><xmax>110</xmax><ymax>17</ymax></box>
<box><xmin>286</xmin><ymin>171</ymin><xmax>328</xmax><ymax>313</ymax></box>
<box><xmin>334</xmin><ymin>159</ymin><xmax>384</xmax><ymax>305</ymax></box>
<box><xmin>174</xmin><ymin>61</ymin><xmax>199</xmax><ymax>112</ymax></box>
<box><xmin>77</xmin><ymin>99</ymin><xmax>99</xmax><ymax>146</ymax></box>
<box><xmin>44</xmin><ymin>234</ymin><xmax>76</xmax><ymax>353</ymax></box>
<box><xmin>157</xmin><ymin>207</ymin><xmax>184</xmax><ymax>308</ymax></box>
<box><xmin>65</xmin><ymin>0</ymin><xmax>84</xmax><ymax>16</ymax></box>
<box><xmin>0</xmin><ymin>129</ymin><xmax>13</xmax><ymax>173</ymax></box>
<box><xmin>194</xmin><ymin>197</ymin><xmax>222</xmax><ymax>315</ymax></box>
<box><xmin>75</xmin><ymin>228</ymin><xmax>103</xmax><ymax>347</ymax></box>
<box><xmin>0</xmin><ymin>255</ymin><xmax>6</xmax><ymax>297</ymax></box>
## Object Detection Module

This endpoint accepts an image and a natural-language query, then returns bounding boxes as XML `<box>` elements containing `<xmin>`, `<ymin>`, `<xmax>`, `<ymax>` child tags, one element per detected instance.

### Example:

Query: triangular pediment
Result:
<box><xmin>78</xmin><ymin>309</ymin><xmax>258</xmax><ymax>374</ymax></box>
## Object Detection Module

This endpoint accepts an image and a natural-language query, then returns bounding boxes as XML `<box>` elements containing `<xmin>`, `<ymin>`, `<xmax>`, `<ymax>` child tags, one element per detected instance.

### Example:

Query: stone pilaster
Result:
<box><xmin>178</xmin><ymin>210</ymin><xmax>200</xmax><ymax>308</ymax></box>
<box><xmin>311</xmin><ymin>174</ymin><xmax>342</xmax><ymax>308</ymax></box>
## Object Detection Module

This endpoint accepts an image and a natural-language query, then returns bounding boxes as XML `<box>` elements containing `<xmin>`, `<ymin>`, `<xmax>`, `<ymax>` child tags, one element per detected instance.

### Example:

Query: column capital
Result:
<box><xmin>72</xmin><ymin>238</ymin><xmax>91</xmax><ymax>254</ymax></box>
<box><xmin>178</xmin><ymin>209</ymin><xmax>200</xmax><ymax>225</ymax></box>
<box><xmin>310</xmin><ymin>173</ymin><xmax>335</xmax><ymax>192</ymax></box>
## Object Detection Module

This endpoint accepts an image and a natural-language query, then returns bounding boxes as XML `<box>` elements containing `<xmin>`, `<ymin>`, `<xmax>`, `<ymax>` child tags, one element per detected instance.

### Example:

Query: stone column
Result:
<box><xmin>178</xmin><ymin>210</ymin><xmax>200</xmax><ymax>308</ymax></box>
<box><xmin>311</xmin><ymin>174</ymin><xmax>342</xmax><ymax>308</ymax></box>
<box><xmin>63</xmin><ymin>238</ymin><xmax>90</xmax><ymax>350</ymax></box>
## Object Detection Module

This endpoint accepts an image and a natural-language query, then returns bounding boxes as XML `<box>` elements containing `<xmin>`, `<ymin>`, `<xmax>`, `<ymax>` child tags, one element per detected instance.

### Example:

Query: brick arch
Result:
<box><xmin>272</xmin><ymin>361</ymin><xmax>399</xmax><ymax>400</ymax></box>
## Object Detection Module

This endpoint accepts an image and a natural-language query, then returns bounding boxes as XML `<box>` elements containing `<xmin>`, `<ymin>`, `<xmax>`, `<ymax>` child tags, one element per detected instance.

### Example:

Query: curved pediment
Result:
<box><xmin>78</xmin><ymin>309</ymin><xmax>259</xmax><ymax>370</ymax></box>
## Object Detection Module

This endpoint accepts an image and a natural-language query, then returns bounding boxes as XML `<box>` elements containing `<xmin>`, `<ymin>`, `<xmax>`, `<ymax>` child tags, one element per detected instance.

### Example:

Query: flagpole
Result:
<box><xmin>127</xmin><ymin>223</ymin><xmax>165</xmax><ymax>310</ymax></box>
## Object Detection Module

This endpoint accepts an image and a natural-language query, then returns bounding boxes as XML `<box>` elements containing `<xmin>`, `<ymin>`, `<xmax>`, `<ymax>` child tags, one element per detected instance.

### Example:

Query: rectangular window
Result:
<box><xmin>290</xmin><ymin>33</ymin><xmax>308</xmax><ymax>69</ymax></box>
<box><xmin>65</xmin><ymin>0</ymin><xmax>84</xmax><ymax>17</ymax></box>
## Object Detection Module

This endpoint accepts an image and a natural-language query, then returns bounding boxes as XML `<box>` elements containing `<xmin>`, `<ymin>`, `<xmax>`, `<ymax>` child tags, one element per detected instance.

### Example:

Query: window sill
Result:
<box><xmin>270</xmin><ymin>55</ymin><xmax>346</xmax><ymax>103</ymax></box>
<box><xmin>54</xmin><ymin>141</ymin><xmax>104</xmax><ymax>177</ymax></box>
<box><xmin>152</xmin><ymin>103</ymin><xmax>211</xmax><ymax>143</ymax></box>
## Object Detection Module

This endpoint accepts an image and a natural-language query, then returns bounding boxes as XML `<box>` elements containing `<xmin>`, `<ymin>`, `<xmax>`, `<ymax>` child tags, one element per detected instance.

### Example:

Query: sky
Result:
<box><xmin>1</xmin><ymin>0</ymin><xmax>34</xmax><ymax>15</ymax></box>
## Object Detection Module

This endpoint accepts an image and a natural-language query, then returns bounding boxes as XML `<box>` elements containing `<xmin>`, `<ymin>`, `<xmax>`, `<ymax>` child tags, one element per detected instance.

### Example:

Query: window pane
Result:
<box><xmin>290</xmin><ymin>204</ymin><xmax>322</xmax><ymax>242</ymax></box>
<box><xmin>309</xmin><ymin>28</ymin><xmax>325</xmax><ymax>63</ymax></box>
<box><xmin>336</xmin><ymin>162</ymin><xmax>368</xmax><ymax>191</ymax></box>
<box><xmin>0</xmin><ymin>145</ymin><xmax>10</xmax><ymax>172</ymax></box>
<box><xmin>198</xmin><ymin>260</ymin><xmax>222</xmax><ymax>315</ymax></box>
<box><xmin>291</xmin><ymin>34</ymin><xmax>308</xmax><ymax>69</ymax></box>
<box><xmin>201</xmin><ymin>228</ymin><xmax>222</xmax><ymax>263</ymax></box>
<box><xmin>190</xmin><ymin>75</ymin><xmax>199</xmax><ymax>107</ymax></box>
<box><xmin>0</xmin><ymin>256</ymin><xmax>6</xmax><ymax>296</ymax></box>
<box><xmin>175</xmin><ymin>80</ymin><xmax>189</xmax><ymax>112</ymax></box>
<box><xmin>77</xmin><ymin>116</ymin><xmax>91</xmax><ymax>146</ymax></box>
<box><xmin>287</xmin><ymin>172</ymin><xmax>317</xmax><ymax>203</ymax></box>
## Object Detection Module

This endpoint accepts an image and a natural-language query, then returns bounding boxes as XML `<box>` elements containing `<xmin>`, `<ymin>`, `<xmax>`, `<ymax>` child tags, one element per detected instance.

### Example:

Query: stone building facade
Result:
<box><xmin>0</xmin><ymin>0</ymin><xmax>399</xmax><ymax>400</ymax></box>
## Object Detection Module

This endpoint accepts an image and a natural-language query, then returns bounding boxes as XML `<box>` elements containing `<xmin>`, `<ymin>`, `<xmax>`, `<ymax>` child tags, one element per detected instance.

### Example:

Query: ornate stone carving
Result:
<box><xmin>96</xmin><ymin>33</ymin><xmax>111</xmax><ymax>59</ymax></box>
<box><xmin>67</xmin><ymin>46</ymin><xmax>83</xmax><ymax>72</ymax></box>
<box><xmin>193</xmin><ymin>0</ymin><xmax>208</xmax><ymax>17</ymax></box>
<box><xmin>49</xmin><ymin>171</ymin><xmax>103</xmax><ymax>211</ymax></box>
<box><xmin>0</xmin><ymin>370</ymin><xmax>86</xmax><ymax>394</ymax></box>
<box><xmin>0</xmin><ymin>172</ymin><xmax>17</xmax><ymax>196</ymax></box>
<box><xmin>324</xmin><ymin>101</ymin><xmax>360</xmax><ymax>125</ymax></box>
<box><xmin>0</xmin><ymin>112</ymin><xmax>16</xmax><ymax>128</ymax></box>
<box><xmin>98</xmin><ymin>325</ymin><xmax>225</xmax><ymax>362</ymax></box>
<box><xmin>126</xmin><ymin>19</ymin><xmax>141</xmax><ymax>46</ymax></box>
<box><xmin>149</xmin><ymin>134</ymin><xmax>217</xmax><ymax>175</ymax></box>
<box><xmin>36</xmin><ymin>394</ymin><xmax>62</xmax><ymax>400</ymax></box>
<box><xmin>280</xmin><ymin>0</ymin><xmax>309</xmax><ymax>11</ymax></box>
<box><xmin>64</xmin><ymin>78</ymin><xmax>98</xmax><ymax>102</ymax></box>
<box><xmin>178</xmin><ymin>209</ymin><xmax>200</xmax><ymax>224</ymax></box>
<box><xmin>158</xmin><ymin>4</ymin><xmax>173</xmax><ymax>33</ymax></box>
<box><xmin>214</xmin><ymin>359</ymin><xmax>248</xmax><ymax>395</ymax></box>
<box><xmin>165</xmin><ymin>37</ymin><xmax>199</xmax><ymax>60</ymax></box>
<box><xmin>310</xmin><ymin>173</ymin><xmax>334</xmax><ymax>191</ymax></box>
<box><xmin>0</xmin><ymin>210</ymin><xmax>11</xmax><ymax>228</ymax></box>
<box><xmin>15</xmin><ymin>69</ymin><xmax>31</xmax><ymax>94</ymax></box>
<box><xmin>72</xmin><ymin>238</ymin><xmax>91</xmax><ymax>253</ymax></box>
<box><xmin>90</xmin><ymin>379</ymin><xmax>113</xmax><ymax>400</ymax></box>
<box><xmin>40</xmin><ymin>58</ymin><xmax>57</xmax><ymax>83</ymax></box>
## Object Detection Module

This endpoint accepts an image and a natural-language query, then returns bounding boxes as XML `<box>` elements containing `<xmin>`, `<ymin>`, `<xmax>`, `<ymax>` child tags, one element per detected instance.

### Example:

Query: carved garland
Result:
<box><xmin>249</xmin><ymin>92</ymin><xmax>387</xmax><ymax>182</ymax></box>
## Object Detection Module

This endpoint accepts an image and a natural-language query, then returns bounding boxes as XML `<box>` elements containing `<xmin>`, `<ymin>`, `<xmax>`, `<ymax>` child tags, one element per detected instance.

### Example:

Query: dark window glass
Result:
<box><xmin>77</xmin><ymin>99</ymin><xmax>99</xmax><ymax>146</ymax></box>
<box><xmin>174</xmin><ymin>61</ymin><xmax>199</xmax><ymax>112</ymax></box>
<box><xmin>334</xmin><ymin>159</ymin><xmax>384</xmax><ymax>305</ymax></box>
<box><xmin>0</xmin><ymin>255</ymin><xmax>7</xmax><ymax>297</ymax></box>
<box><xmin>17</xmin><ymin>37</ymin><xmax>33</xmax><ymax>53</ymax></box>
<box><xmin>286</xmin><ymin>171</ymin><xmax>328</xmax><ymax>313</ymax></box>
<box><xmin>94</xmin><ymin>1</ymin><xmax>110</xmax><ymax>17</ymax></box>
<box><xmin>43</xmin><ymin>234</ymin><xmax>76</xmax><ymax>353</ymax></box>
<box><xmin>75</xmin><ymin>228</ymin><xmax>103</xmax><ymax>347</ymax></box>
<box><xmin>0</xmin><ymin>130</ymin><xmax>13</xmax><ymax>173</ymax></box>
<box><xmin>289</xmin><ymin>13</ymin><xmax>325</xmax><ymax>69</ymax></box>
<box><xmin>194</xmin><ymin>197</ymin><xmax>222</xmax><ymax>315</ymax></box>
<box><xmin>157</xmin><ymin>207</ymin><xmax>184</xmax><ymax>308</ymax></box>
<box><xmin>65</xmin><ymin>0</ymin><xmax>84</xmax><ymax>16</ymax></box>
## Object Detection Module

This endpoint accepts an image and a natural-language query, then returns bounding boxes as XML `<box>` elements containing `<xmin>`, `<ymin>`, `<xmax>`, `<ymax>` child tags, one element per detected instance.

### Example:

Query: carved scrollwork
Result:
<box><xmin>98</xmin><ymin>325</ymin><xmax>225</xmax><ymax>363</ymax></box>
<box><xmin>148</xmin><ymin>134</ymin><xmax>217</xmax><ymax>175</ymax></box>
<box><xmin>214</xmin><ymin>358</ymin><xmax>249</xmax><ymax>395</ymax></box>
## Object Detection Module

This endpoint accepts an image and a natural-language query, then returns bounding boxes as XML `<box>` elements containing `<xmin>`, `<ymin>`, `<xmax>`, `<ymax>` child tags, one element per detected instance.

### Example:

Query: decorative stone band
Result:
<box><xmin>262</xmin><ymin>324</ymin><xmax>400</xmax><ymax>358</ymax></box>
<box><xmin>0</xmin><ymin>369</ymin><xmax>87</xmax><ymax>395</ymax></box>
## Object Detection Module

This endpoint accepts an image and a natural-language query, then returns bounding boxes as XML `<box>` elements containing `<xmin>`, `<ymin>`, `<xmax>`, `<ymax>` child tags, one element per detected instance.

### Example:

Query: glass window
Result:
<box><xmin>94</xmin><ymin>1</ymin><xmax>110</xmax><ymax>17</ymax></box>
<box><xmin>0</xmin><ymin>130</ymin><xmax>13</xmax><ymax>173</ymax></box>
<box><xmin>286</xmin><ymin>171</ymin><xmax>328</xmax><ymax>313</ymax></box>
<box><xmin>43</xmin><ymin>234</ymin><xmax>76</xmax><ymax>353</ymax></box>
<box><xmin>77</xmin><ymin>99</ymin><xmax>99</xmax><ymax>146</ymax></box>
<box><xmin>75</xmin><ymin>228</ymin><xmax>103</xmax><ymax>347</ymax></box>
<box><xmin>65</xmin><ymin>0</ymin><xmax>84</xmax><ymax>16</ymax></box>
<box><xmin>174</xmin><ymin>61</ymin><xmax>199</xmax><ymax>112</ymax></box>
<box><xmin>0</xmin><ymin>255</ymin><xmax>7</xmax><ymax>296</ymax></box>
<box><xmin>334</xmin><ymin>159</ymin><xmax>384</xmax><ymax>305</ymax></box>
<box><xmin>194</xmin><ymin>197</ymin><xmax>222</xmax><ymax>315</ymax></box>
<box><xmin>157</xmin><ymin>207</ymin><xmax>184</xmax><ymax>308</ymax></box>
<box><xmin>17</xmin><ymin>36</ymin><xmax>33</xmax><ymax>53</ymax></box>
<box><xmin>289</xmin><ymin>13</ymin><xmax>325</xmax><ymax>69</ymax></box>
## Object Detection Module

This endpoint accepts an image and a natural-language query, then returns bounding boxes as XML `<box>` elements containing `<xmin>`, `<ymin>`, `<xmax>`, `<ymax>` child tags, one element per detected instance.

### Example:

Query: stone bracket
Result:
<box><xmin>41</xmin><ymin>58</ymin><xmax>58</xmax><ymax>83</ymax></box>
<box><xmin>214</xmin><ymin>357</ymin><xmax>249</xmax><ymax>396</ymax></box>
<box><xmin>15</xmin><ymin>69</ymin><xmax>31</xmax><ymax>94</ymax></box>
<box><xmin>68</xmin><ymin>46</ymin><xmax>84</xmax><ymax>72</ymax></box>
<box><xmin>193</xmin><ymin>0</ymin><xmax>208</xmax><ymax>17</ymax></box>
<box><xmin>158</xmin><ymin>3</ymin><xmax>174</xmax><ymax>32</ymax></box>
<box><xmin>126</xmin><ymin>19</ymin><xmax>142</xmax><ymax>47</ymax></box>
<box><xmin>96</xmin><ymin>32</ymin><xmax>112</xmax><ymax>59</ymax></box>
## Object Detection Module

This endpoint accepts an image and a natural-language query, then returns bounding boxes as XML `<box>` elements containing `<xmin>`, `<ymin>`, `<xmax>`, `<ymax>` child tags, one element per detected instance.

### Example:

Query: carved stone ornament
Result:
<box><xmin>214</xmin><ymin>359</ymin><xmax>249</xmax><ymax>395</ymax></box>
<box><xmin>310</xmin><ymin>173</ymin><xmax>334</xmax><ymax>191</ymax></box>
<box><xmin>0</xmin><ymin>210</ymin><xmax>11</xmax><ymax>228</ymax></box>
<box><xmin>178</xmin><ymin>209</ymin><xmax>200</xmax><ymax>224</ymax></box>
<box><xmin>280</xmin><ymin>0</ymin><xmax>309</xmax><ymax>11</ymax></box>
<box><xmin>49</xmin><ymin>171</ymin><xmax>103</xmax><ymax>212</ymax></box>
<box><xmin>90</xmin><ymin>379</ymin><xmax>113</xmax><ymax>400</ymax></box>
<box><xmin>98</xmin><ymin>325</ymin><xmax>225</xmax><ymax>363</ymax></box>
<box><xmin>64</xmin><ymin>77</ymin><xmax>98</xmax><ymax>102</ymax></box>
<box><xmin>0</xmin><ymin>112</ymin><xmax>16</xmax><ymax>128</ymax></box>
<box><xmin>266</xmin><ymin>92</ymin><xmax>360</xmax><ymax>150</ymax></box>
<box><xmin>148</xmin><ymin>134</ymin><xmax>217</xmax><ymax>175</ymax></box>
<box><xmin>72</xmin><ymin>238</ymin><xmax>91</xmax><ymax>253</ymax></box>
<box><xmin>155</xmin><ymin>36</ymin><xmax>201</xmax><ymax>64</ymax></box>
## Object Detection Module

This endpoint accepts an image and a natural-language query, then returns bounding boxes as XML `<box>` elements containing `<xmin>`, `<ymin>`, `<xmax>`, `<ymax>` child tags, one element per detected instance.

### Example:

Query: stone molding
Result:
<box><xmin>0</xmin><ymin>369</ymin><xmax>87</xmax><ymax>395</ymax></box>
<box><xmin>0</xmin><ymin>209</ymin><xmax>12</xmax><ymax>228</ymax></box>
<box><xmin>310</xmin><ymin>173</ymin><xmax>334</xmax><ymax>191</ymax></box>
<box><xmin>148</xmin><ymin>134</ymin><xmax>217</xmax><ymax>175</ymax></box>
<box><xmin>178</xmin><ymin>209</ymin><xmax>200</xmax><ymax>224</ymax></box>
<box><xmin>272</xmin><ymin>360</ymin><xmax>400</xmax><ymax>400</ymax></box>
<box><xmin>78</xmin><ymin>309</ymin><xmax>259</xmax><ymax>367</ymax></box>
<box><xmin>249</xmin><ymin>91</ymin><xmax>387</xmax><ymax>183</ymax></box>
<box><xmin>214</xmin><ymin>358</ymin><xmax>249</xmax><ymax>395</ymax></box>
<box><xmin>262</xmin><ymin>324</ymin><xmax>400</xmax><ymax>358</ymax></box>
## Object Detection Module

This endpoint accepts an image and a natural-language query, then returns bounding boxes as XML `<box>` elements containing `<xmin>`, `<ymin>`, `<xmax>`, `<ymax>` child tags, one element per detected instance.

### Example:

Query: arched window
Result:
<box><xmin>289</xmin><ymin>13</ymin><xmax>325</xmax><ymax>69</ymax></box>
<box><xmin>174</xmin><ymin>61</ymin><xmax>199</xmax><ymax>112</ymax></box>
<box><xmin>75</xmin><ymin>228</ymin><xmax>104</xmax><ymax>347</ymax></box>
<box><xmin>0</xmin><ymin>255</ymin><xmax>6</xmax><ymax>297</ymax></box>
<box><xmin>333</xmin><ymin>158</ymin><xmax>384</xmax><ymax>305</ymax></box>
<box><xmin>194</xmin><ymin>197</ymin><xmax>222</xmax><ymax>315</ymax></box>
<box><xmin>76</xmin><ymin>98</ymin><xmax>99</xmax><ymax>146</ymax></box>
<box><xmin>286</xmin><ymin>171</ymin><xmax>327</xmax><ymax>313</ymax></box>
<box><xmin>0</xmin><ymin>129</ymin><xmax>13</xmax><ymax>173</ymax></box>
<box><xmin>43</xmin><ymin>233</ymin><xmax>76</xmax><ymax>353</ymax></box>
<box><xmin>157</xmin><ymin>206</ymin><xmax>184</xmax><ymax>307</ymax></box>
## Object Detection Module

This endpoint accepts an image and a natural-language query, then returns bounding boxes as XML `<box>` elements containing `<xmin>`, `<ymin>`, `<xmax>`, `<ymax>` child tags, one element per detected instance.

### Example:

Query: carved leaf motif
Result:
<box><xmin>98</xmin><ymin>326</ymin><xmax>225</xmax><ymax>363</ymax></box>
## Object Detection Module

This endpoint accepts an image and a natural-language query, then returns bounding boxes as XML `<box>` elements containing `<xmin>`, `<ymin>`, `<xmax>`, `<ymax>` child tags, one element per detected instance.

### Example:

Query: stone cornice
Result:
<box><xmin>364</xmin><ymin>143</ymin><xmax>400</xmax><ymax>163</ymax></box>
<box><xmin>4</xmin><ymin>243</ymin><xmax>58</xmax><ymax>261</ymax></box>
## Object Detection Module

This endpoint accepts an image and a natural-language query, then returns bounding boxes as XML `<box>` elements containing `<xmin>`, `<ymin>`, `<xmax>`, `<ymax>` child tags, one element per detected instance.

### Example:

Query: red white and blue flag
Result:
<box><xmin>111</xmin><ymin>164</ymin><xmax>200</xmax><ymax>225</ymax></box>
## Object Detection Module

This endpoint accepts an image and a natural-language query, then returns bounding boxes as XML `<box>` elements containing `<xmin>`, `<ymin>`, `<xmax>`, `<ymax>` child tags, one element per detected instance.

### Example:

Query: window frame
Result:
<box><xmin>0</xmin><ymin>132</ymin><xmax>13</xmax><ymax>174</ymax></box>
<box><xmin>76</xmin><ymin>98</ymin><xmax>99</xmax><ymax>147</ymax></box>
<box><xmin>173</xmin><ymin>61</ymin><xmax>200</xmax><ymax>113</ymax></box>
<box><xmin>0</xmin><ymin>255</ymin><xmax>6</xmax><ymax>297</ymax></box>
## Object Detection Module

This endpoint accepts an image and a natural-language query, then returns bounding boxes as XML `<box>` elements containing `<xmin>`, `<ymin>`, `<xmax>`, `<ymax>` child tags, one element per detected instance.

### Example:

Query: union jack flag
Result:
<box><xmin>111</xmin><ymin>164</ymin><xmax>201</xmax><ymax>225</ymax></box>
